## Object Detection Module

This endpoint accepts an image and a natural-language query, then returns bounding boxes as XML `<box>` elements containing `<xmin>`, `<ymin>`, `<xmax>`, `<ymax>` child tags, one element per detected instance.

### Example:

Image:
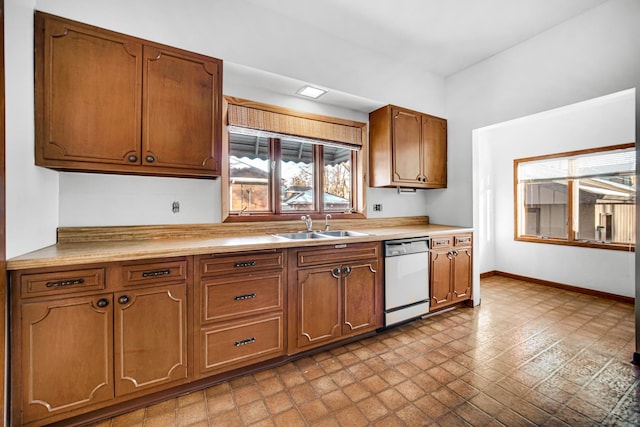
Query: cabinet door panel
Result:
<box><xmin>430</xmin><ymin>250</ymin><xmax>453</xmax><ymax>308</ymax></box>
<box><xmin>391</xmin><ymin>109</ymin><xmax>422</xmax><ymax>184</ymax></box>
<box><xmin>21</xmin><ymin>295</ymin><xmax>113</xmax><ymax>424</ymax></box>
<box><xmin>422</xmin><ymin>116</ymin><xmax>447</xmax><ymax>187</ymax></box>
<box><xmin>37</xmin><ymin>14</ymin><xmax>142</xmax><ymax>165</ymax></box>
<box><xmin>343</xmin><ymin>262</ymin><xmax>381</xmax><ymax>335</ymax></box>
<box><xmin>142</xmin><ymin>46</ymin><xmax>221</xmax><ymax>173</ymax></box>
<box><xmin>452</xmin><ymin>248</ymin><xmax>472</xmax><ymax>301</ymax></box>
<box><xmin>295</xmin><ymin>267</ymin><xmax>341</xmax><ymax>348</ymax></box>
<box><xmin>114</xmin><ymin>284</ymin><xmax>187</xmax><ymax>396</ymax></box>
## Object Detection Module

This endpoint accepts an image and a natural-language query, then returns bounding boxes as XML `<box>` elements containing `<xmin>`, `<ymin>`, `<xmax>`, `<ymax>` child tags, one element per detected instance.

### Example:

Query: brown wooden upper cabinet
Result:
<box><xmin>34</xmin><ymin>12</ymin><xmax>222</xmax><ymax>178</ymax></box>
<box><xmin>369</xmin><ymin>105</ymin><xmax>447</xmax><ymax>188</ymax></box>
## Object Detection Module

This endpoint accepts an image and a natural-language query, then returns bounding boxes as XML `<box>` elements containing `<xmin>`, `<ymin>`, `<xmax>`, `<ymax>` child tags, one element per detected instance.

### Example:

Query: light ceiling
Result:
<box><xmin>246</xmin><ymin>0</ymin><xmax>608</xmax><ymax>77</ymax></box>
<box><xmin>226</xmin><ymin>0</ymin><xmax>608</xmax><ymax>111</ymax></box>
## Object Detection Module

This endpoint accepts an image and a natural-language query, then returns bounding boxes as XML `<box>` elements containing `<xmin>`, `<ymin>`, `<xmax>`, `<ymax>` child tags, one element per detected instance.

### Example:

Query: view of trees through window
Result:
<box><xmin>515</xmin><ymin>144</ymin><xmax>636</xmax><ymax>248</ymax></box>
<box><xmin>229</xmin><ymin>132</ymin><xmax>354</xmax><ymax>216</ymax></box>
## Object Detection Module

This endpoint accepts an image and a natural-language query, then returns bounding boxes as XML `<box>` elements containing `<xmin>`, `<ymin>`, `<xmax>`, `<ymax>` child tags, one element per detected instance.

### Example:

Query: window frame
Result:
<box><xmin>222</xmin><ymin>96</ymin><xmax>367</xmax><ymax>222</ymax></box>
<box><xmin>513</xmin><ymin>143</ymin><xmax>636</xmax><ymax>252</ymax></box>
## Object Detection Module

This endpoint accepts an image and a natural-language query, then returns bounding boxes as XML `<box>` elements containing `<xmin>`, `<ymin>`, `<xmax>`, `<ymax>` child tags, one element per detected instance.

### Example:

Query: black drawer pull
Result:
<box><xmin>458</xmin><ymin>237</ymin><xmax>471</xmax><ymax>243</ymax></box>
<box><xmin>234</xmin><ymin>293</ymin><xmax>257</xmax><ymax>301</ymax></box>
<box><xmin>234</xmin><ymin>261</ymin><xmax>256</xmax><ymax>268</ymax></box>
<box><xmin>141</xmin><ymin>269</ymin><xmax>171</xmax><ymax>277</ymax></box>
<box><xmin>234</xmin><ymin>337</ymin><xmax>256</xmax><ymax>347</ymax></box>
<box><xmin>45</xmin><ymin>278</ymin><xmax>85</xmax><ymax>288</ymax></box>
<box><xmin>434</xmin><ymin>240</ymin><xmax>448</xmax><ymax>246</ymax></box>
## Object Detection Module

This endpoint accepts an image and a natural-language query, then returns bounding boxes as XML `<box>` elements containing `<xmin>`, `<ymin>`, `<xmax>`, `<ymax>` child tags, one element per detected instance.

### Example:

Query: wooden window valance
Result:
<box><xmin>225</xmin><ymin>97</ymin><xmax>365</xmax><ymax>147</ymax></box>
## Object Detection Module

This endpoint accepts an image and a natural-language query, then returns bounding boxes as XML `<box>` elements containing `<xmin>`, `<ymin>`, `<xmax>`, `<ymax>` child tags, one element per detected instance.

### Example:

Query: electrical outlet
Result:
<box><xmin>172</xmin><ymin>201</ymin><xmax>180</xmax><ymax>214</ymax></box>
<box><xmin>373</xmin><ymin>203</ymin><xmax>382</xmax><ymax>212</ymax></box>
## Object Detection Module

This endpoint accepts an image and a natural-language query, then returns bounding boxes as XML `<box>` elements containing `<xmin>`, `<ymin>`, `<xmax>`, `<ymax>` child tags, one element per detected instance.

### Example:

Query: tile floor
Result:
<box><xmin>94</xmin><ymin>276</ymin><xmax>640</xmax><ymax>426</ymax></box>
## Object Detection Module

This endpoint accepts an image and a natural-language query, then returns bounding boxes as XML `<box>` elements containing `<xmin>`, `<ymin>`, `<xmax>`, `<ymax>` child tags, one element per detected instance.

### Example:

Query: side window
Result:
<box><xmin>515</xmin><ymin>144</ymin><xmax>636</xmax><ymax>249</ymax></box>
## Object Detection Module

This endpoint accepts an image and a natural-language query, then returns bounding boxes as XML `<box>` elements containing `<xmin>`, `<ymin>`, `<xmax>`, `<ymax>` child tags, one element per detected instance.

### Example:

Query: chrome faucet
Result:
<box><xmin>301</xmin><ymin>215</ymin><xmax>313</xmax><ymax>232</ymax></box>
<box><xmin>324</xmin><ymin>214</ymin><xmax>332</xmax><ymax>231</ymax></box>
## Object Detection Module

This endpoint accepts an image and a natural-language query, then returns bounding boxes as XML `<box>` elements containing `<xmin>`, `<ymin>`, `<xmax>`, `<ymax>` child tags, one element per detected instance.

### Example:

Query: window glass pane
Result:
<box><xmin>323</xmin><ymin>146</ymin><xmax>352</xmax><ymax>212</ymax></box>
<box><xmin>229</xmin><ymin>133</ymin><xmax>271</xmax><ymax>213</ymax></box>
<box><xmin>516</xmin><ymin>145</ymin><xmax>635</xmax><ymax>246</ymax></box>
<box><xmin>577</xmin><ymin>175</ymin><xmax>636</xmax><ymax>243</ymax></box>
<box><xmin>280</xmin><ymin>139</ymin><xmax>315</xmax><ymax>211</ymax></box>
<box><xmin>522</xmin><ymin>181</ymin><xmax>568</xmax><ymax>238</ymax></box>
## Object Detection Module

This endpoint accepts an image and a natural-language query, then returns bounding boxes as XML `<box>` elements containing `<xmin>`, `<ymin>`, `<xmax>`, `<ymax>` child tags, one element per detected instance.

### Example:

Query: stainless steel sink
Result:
<box><xmin>317</xmin><ymin>230</ymin><xmax>369</xmax><ymax>237</ymax></box>
<box><xmin>273</xmin><ymin>231</ymin><xmax>329</xmax><ymax>240</ymax></box>
<box><xmin>274</xmin><ymin>230</ymin><xmax>368</xmax><ymax>239</ymax></box>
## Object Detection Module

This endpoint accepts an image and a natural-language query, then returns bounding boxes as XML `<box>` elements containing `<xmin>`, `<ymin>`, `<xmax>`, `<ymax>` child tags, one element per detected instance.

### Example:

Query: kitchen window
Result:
<box><xmin>514</xmin><ymin>143</ymin><xmax>636</xmax><ymax>250</ymax></box>
<box><xmin>223</xmin><ymin>97</ymin><xmax>366</xmax><ymax>221</ymax></box>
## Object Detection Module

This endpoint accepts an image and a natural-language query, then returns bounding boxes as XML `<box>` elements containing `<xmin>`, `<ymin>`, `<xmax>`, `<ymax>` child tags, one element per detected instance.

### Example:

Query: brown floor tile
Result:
<box><xmin>256</xmin><ymin>376</ymin><xmax>285</xmax><ymax>397</ymax></box>
<box><xmin>207</xmin><ymin>392</ymin><xmax>236</xmax><ymax>417</ymax></box>
<box><xmin>334</xmin><ymin>405</ymin><xmax>369</xmax><ymax>427</ymax></box>
<box><xmin>177</xmin><ymin>403</ymin><xmax>208</xmax><ymax>426</ymax></box>
<box><xmin>233</xmin><ymin>384</ymin><xmax>262</xmax><ymax>406</ymax></box>
<box><xmin>356</xmin><ymin>395</ymin><xmax>390</xmax><ymax>421</ymax></box>
<box><xmin>298</xmin><ymin>399</ymin><xmax>330</xmax><ymax>423</ymax></box>
<box><xmin>361</xmin><ymin>374</ymin><xmax>389</xmax><ymax>394</ymax></box>
<box><xmin>395</xmin><ymin>404</ymin><xmax>432</xmax><ymax>427</ymax></box>
<box><xmin>377</xmin><ymin>387</ymin><xmax>409</xmax><ymax>410</ymax></box>
<box><xmin>264</xmin><ymin>391</ymin><xmax>294</xmax><ymax>415</ymax></box>
<box><xmin>237</xmin><ymin>400</ymin><xmax>269</xmax><ymax>425</ymax></box>
<box><xmin>321</xmin><ymin>389</ymin><xmax>352</xmax><ymax>412</ymax></box>
<box><xmin>272</xmin><ymin>408</ymin><xmax>305</xmax><ymax>427</ymax></box>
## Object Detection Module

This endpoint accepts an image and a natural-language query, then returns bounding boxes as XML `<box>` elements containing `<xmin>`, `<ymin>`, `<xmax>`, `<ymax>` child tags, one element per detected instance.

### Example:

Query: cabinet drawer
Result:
<box><xmin>199</xmin><ymin>314</ymin><xmax>284</xmax><ymax>373</ymax></box>
<box><xmin>454</xmin><ymin>234</ymin><xmax>472</xmax><ymax>247</ymax></box>
<box><xmin>200</xmin><ymin>250</ymin><xmax>283</xmax><ymax>276</ymax></box>
<box><xmin>431</xmin><ymin>236</ymin><xmax>452</xmax><ymax>249</ymax></box>
<box><xmin>201</xmin><ymin>272</ymin><xmax>284</xmax><ymax>323</ymax></box>
<box><xmin>121</xmin><ymin>258</ymin><xmax>188</xmax><ymax>286</ymax></box>
<box><xmin>296</xmin><ymin>243</ymin><xmax>379</xmax><ymax>267</ymax></box>
<box><xmin>20</xmin><ymin>268</ymin><xmax>105</xmax><ymax>299</ymax></box>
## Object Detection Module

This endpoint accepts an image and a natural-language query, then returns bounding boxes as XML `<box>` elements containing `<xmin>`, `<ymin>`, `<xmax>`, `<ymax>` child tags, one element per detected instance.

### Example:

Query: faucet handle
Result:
<box><xmin>324</xmin><ymin>214</ymin><xmax>332</xmax><ymax>231</ymax></box>
<box><xmin>301</xmin><ymin>215</ymin><xmax>313</xmax><ymax>231</ymax></box>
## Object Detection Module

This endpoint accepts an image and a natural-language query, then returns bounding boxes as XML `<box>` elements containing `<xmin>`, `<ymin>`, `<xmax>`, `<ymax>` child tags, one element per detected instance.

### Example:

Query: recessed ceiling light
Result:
<box><xmin>296</xmin><ymin>85</ymin><xmax>327</xmax><ymax>99</ymax></box>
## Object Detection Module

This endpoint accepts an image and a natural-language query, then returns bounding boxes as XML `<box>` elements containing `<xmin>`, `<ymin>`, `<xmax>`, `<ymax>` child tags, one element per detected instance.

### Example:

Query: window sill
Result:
<box><xmin>515</xmin><ymin>236</ymin><xmax>635</xmax><ymax>252</ymax></box>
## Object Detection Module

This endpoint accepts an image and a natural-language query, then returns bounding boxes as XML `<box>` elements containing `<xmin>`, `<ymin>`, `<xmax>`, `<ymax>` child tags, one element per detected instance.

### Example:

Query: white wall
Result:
<box><xmin>476</xmin><ymin>90</ymin><xmax>635</xmax><ymax>297</ymax></box>
<box><xmin>5</xmin><ymin>0</ymin><xmax>59</xmax><ymax>259</ymax></box>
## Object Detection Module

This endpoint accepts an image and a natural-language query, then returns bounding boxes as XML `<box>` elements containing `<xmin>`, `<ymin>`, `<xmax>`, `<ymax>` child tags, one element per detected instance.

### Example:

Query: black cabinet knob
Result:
<box><xmin>96</xmin><ymin>298</ymin><xmax>109</xmax><ymax>308</ymax></box>
<box><xmin>118</xmin><ymin>295</ymin><xmax>130</xmax><ymax>305</ymax></box>
<box><xmin>127</xmin><ymin>155</ymin><xmax>138</xmax><ymax>163</ymax></box>
<box><xmin>145</xmin><ymin>155</ymin><xmax>155</xmax><ymax>163</ymax></box>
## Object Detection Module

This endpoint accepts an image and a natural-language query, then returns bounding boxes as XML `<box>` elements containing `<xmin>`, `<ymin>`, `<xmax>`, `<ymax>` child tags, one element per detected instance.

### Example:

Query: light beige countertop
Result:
<box><xmin>7</xmin><ymin>218</ymin><xmax>472</xmax><ymax>270</ymax></box>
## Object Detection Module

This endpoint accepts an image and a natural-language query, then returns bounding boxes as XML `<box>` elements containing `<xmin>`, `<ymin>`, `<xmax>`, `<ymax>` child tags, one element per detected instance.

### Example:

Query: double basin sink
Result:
<box><xmin>274</xmin><ymin>230</ymin><xmax>369</xmax><ymax>240</ymax></box>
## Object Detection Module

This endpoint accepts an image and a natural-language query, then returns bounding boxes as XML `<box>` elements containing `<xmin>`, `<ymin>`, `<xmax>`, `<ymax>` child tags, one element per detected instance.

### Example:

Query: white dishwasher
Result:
<box><xmin>384</xmin><ymin>237</ymin><xmax>430</xmax><ymax>326</ymax></box>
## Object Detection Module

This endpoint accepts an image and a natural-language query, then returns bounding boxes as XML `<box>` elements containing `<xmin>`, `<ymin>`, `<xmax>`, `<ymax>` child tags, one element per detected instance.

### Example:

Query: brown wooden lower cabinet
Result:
<box><xmin>8</xmin><ymin>236</ymin><xmax>467</xmax><ymax>425</ymax></box>
<box><xmin>430</xmin><ymin>233</ymin><xmax>473</xmax><ymax>311</ymax></box>
<box><xmin>194</xmin><ymin>250</ymin><xmax>286</xmax><ymax>378</ymax></box>
<box><xmin>10</xmin><ymin>258</ymin><xmax>190</xmax><ymax>426</ymax></box>
<box><xmin>287</xmin><ymin>242</ymin><xmax>383</xmax><ymax>353</ymax></box>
